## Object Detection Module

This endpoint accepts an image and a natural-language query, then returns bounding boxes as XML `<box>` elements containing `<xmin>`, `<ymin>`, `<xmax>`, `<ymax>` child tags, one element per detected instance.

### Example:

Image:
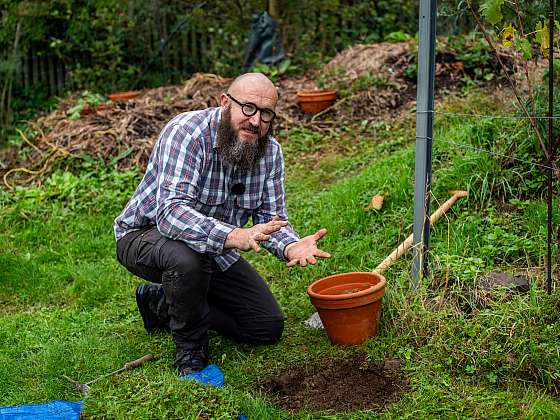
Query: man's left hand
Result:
<box><xmin>284</xmin><ymin>228</ymin><xmax>331</xmax><ymax>267</ymax></box>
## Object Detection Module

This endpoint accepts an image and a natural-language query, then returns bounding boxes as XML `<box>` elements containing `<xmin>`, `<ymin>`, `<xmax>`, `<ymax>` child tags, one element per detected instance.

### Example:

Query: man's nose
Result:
<box><xmin>249</xmin><ymin>111</ymin><xmax>261</xmax><ymax>126</ymax></box>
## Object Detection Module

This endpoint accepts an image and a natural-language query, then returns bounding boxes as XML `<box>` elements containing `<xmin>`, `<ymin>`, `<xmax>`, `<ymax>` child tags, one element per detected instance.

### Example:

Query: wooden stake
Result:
<box><xmin>374</xmin><ymin>190</ymin><xmax>467</xmax><ymax>274</ymax></box>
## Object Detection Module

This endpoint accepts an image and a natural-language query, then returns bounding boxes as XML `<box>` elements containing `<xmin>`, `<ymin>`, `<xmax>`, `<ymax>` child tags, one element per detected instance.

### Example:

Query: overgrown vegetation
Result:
<box><xmin>0</xmin><ymin>0</ymin><xmax>424</xmax><ymax>142</ymax></box>
<box><xmin>1</xmin><ymin>86</ymin><xmax>558</xmax><ymax>418</ymax></box>
<box><xmin>1</xmin><ymin>0</ymin><xmax>559</xmax><ymax>417</ymax></box>
<box><xmin>5</xmin><ymin>0</ymin><xmax>548</xmax><ymax>143</ymax></box>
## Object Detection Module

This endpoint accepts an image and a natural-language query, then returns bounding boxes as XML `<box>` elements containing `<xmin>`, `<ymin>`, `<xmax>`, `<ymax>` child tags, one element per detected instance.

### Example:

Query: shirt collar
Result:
<box><xmin>210</xmin><ymin>107</ymin><xmax>222</xmax><ymax>149</ymax></box>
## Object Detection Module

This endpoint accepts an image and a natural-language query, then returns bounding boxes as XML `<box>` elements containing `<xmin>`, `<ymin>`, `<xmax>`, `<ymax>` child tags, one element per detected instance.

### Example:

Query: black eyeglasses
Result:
<box><xmin>226</xmin><ymin>93</ymin><xmax>276</xmax><ymax>123</ymax></box>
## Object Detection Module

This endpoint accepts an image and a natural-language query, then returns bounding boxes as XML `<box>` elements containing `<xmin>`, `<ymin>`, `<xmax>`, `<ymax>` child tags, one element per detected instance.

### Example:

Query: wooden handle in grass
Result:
<box><xmin>124</xmin><ymin>354</ymin><xmax>154</xmax><ymax>370</ymax></box>
<box><xmin>374</xmin><ymin>190</ymin><xmax>467</xmax><ymax>274</ymax></box>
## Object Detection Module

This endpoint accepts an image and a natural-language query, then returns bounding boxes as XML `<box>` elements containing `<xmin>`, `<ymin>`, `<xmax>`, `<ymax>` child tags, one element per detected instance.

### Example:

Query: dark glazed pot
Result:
<box><xmin>307</xmin><ymin>272</ymin><xmax>386</xmax><ymax>345</ymax></box>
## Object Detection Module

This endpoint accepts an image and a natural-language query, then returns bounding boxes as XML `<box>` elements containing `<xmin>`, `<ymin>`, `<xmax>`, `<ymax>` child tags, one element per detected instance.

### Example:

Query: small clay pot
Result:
<box><xmin>107</xmin><ymin>91</ymin><xmax>141</xmax><ymax>102</ymax></box>
<box><xmin>297</xmin><ymin>89</ymin><xmax>337</xmax><ymax>113</ymax></box>
<box><xmin>307</xmin><ymin>272</ymin><xmax>386</xmax><ymax>345</ymax></box>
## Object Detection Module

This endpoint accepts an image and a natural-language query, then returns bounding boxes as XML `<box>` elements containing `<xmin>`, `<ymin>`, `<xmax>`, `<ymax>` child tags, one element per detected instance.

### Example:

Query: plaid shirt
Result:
<box><xmin>114</xmin><ymin>107</ymin><xmax>299</xmax><ymax>271</ymax></box>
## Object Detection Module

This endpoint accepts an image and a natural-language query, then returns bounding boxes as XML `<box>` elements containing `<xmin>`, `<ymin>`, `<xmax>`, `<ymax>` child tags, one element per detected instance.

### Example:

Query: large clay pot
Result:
<box><xmin>307</xmin><ymin>272</ymin><xmax>386</xmax><ymax>345</ymax></box>
<box><xmin>297</xmin><ymin>89</ymin><xmax>337</xmax><ymax>113</ymax></box>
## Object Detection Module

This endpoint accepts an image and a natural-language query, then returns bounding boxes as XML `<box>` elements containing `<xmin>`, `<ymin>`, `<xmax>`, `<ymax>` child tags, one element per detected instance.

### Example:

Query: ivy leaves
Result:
<box><xmin>479</xmin><ymin>0</ymin><xmax>558</xmax><ymax>60</ymax></box>
<box><xmin>535</xmin><ymin>21</ymin><xmax>551</xmax><ymax>57</ymax></box>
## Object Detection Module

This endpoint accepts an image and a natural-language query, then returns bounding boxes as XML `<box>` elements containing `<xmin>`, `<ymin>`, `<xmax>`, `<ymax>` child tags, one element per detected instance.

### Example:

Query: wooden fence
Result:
<box><xmin>16</xmin><ymin>50</ymin><xmax>68</xmax><ymax>97</ymax></box>
<box><xmin>11</xmin><ymin>3</ymin><xmax>421</xmax><ymax>99</ymax></box>
<box><xmin>14</xmin><ymin>25</ymin><xmax>212</xmax><ymax>96</ymax></box>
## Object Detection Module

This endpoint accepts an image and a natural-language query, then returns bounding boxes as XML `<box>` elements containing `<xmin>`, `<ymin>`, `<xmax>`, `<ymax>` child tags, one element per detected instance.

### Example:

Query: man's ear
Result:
<box><xmin>220</xmin><ymin>93</ymin><xmax>228</xmax><ymax>108</ymax></box>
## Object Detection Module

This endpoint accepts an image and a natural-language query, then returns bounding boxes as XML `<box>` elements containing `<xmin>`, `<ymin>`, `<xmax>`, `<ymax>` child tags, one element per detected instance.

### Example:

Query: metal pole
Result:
<box><xmin>412</xmin><ymin>0</ymin><xmax>437</xmax><ymax>288</ymax></box>
<box><xmin>547</xmin><ymin>0</ymin><xmax>555</xmax><ymax>294</ymax></box>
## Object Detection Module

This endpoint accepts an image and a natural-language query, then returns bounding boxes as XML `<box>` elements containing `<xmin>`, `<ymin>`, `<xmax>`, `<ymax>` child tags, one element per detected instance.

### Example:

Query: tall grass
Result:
<box><xmin>0</xmin><ymin>88</ymin><xmax>558</xmax><ymax>418</ymax></box>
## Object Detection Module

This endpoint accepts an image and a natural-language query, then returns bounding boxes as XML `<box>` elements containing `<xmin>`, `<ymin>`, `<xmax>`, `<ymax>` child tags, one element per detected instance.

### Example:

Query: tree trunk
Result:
<box><xmin>269</xmin><ymin>0</ymin><xmax>281</xmax><ymax>20</ymax></box>
<box><xmin>0</xmin><ymin>20</ymin><xmax>21</xmax><ymax>131</ymax></box>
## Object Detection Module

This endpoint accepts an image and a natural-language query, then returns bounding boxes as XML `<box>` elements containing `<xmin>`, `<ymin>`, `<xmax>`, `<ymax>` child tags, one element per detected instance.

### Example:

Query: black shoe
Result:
<box><xmin>135</xmin><ymin>284</ymin><xmax>168</xmax><ymax>334</ymax></box>
<box><xmin>174</xmin><ymin>345</ymin><xmax>209</xmax><ymax>376</ymax></box>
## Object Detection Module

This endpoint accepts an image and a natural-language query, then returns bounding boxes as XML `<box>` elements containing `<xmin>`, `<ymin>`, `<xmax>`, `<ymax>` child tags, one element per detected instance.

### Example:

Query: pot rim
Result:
<box><xmin>296</xmin><ymin>89</ymin><xmax>337</xmax><ymax>96</ymax></box>
<box><xmin>307</xmin><ymin>271</ymin><xmax>386</xmax><ymax>301</ymax></box>
<box><xmin>107</xmin><ymin>90</ymin><xmax>142</xmax><ymax>101</ymax></box>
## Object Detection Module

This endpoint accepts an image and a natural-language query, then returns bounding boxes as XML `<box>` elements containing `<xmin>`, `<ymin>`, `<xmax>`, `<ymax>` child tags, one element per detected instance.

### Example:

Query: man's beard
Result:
<box><xmin>217</xmin><ymin>105</ymin><xmax>271</xmax><ymax>171</ymax></box>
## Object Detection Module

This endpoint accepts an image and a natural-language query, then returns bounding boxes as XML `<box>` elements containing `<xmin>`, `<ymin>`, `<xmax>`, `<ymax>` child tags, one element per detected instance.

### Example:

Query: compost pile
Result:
<box><xmin>258</xmin><ymin>354</ymin><xmax>409</xmax><ymax>412</ymax></box>
<box><xmin>0</xmin><ymin>41</ymin><xmax>514</xmax><ymax>188</ymax></box>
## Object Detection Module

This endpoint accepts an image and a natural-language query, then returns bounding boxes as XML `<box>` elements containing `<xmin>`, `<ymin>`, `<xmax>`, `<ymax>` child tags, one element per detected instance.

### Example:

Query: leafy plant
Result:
<box><xmin>250</xmin><ymin>60</ymin><xmax>297</xmax><ymax>82</ymax></box>
<box><xmin>477</xmin><ymin>0</ymin><xmax>559</xmax><ymax>61</ymax></box>
<box><xmin>384</xmin><ymin>31</ymin><xmax>412</xmax><ymax>43</ymax></box>
<box><xmin>351</xmin><ymin>71</ymin><xmax>389</xmax><ymax>91</ymax></box>
<box><xmin>66</xmin><ymin>91</ymin><xmax>109</xmax><ymax>120</ymax></box>
<box><xmin>404</xmin><ymin>63</ymin><xmax>417</xmax><ymax>80</ymax></box>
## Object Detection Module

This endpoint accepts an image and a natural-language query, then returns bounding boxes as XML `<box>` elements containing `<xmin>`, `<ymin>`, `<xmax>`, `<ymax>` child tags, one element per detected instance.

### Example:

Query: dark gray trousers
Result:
<box><xmin>116</xmin><ymin>226</ymin><xmax>284</xmax><ymax>348</ymax></box>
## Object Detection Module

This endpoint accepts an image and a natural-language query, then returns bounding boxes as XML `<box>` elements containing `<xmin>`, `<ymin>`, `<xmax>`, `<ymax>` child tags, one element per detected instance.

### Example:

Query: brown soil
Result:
<box><xmin>258</xmin><ymin>354</ymin><xmax>409</xmax><ymax>413</ymax></box>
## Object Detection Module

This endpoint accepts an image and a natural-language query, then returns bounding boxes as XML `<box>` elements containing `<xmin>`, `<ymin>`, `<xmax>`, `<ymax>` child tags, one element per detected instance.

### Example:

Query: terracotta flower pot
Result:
<box><xmin>307</xmin><ymin>272</ymin><xmax>386</xmax><ymax>346</ymax></box>
<box><xmin>297</xmin><ymin>89</ymin><xmax>337</xmax><ymax>113</ymax></box>
<box><xmin>107</xmin><ymin>91</ymin><xmax>141</xmax><ymax>102</ymax></box>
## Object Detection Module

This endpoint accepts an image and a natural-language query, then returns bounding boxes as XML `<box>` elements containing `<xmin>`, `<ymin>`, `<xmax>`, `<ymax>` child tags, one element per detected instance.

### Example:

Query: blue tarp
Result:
<box><xmin>0</xmin><ymin>400</ymin><xmax>83</xmax><ymax>420</ymax></box>
<box><xmin>1</xmin><ymin>366</ymin><xmax>245</xmax><ymax>419</ymax></box>
<box><xmin>179</xmin><ymin>363</ymin><xmax>224</xmax><ymax>387</ymax></box>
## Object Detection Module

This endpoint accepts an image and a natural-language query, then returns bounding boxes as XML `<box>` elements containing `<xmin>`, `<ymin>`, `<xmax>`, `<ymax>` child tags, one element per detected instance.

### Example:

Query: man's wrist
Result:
<box><xmin>283</xmin><ymin>241</ymin><xmax>298</xmax><ymax>259</ymax></box>
<box><xmin>225</xmin><ymin>227</ymin><xmax>242</xmax><ymax>249</ymax></box>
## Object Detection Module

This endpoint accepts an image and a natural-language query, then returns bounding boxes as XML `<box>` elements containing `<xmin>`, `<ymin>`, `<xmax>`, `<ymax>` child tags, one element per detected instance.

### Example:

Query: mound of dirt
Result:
<box><xmin>1</xmin><ymin>74</ymin><xmax>231</xmax><ymax>187</ymax></box>
<box><xmin>325</xmin><ymin>42</ymin><xmax>413</xmax><ymax>82</ymax></box>
<box><xmin>1</xmin><ymin>41</ymin><xmax>514</xmax><ymax>188</ymax></box>
<box><xmin>258</xmin><ymin>354</ymin><xmax>409</xmax><ymax>412</ymax></box>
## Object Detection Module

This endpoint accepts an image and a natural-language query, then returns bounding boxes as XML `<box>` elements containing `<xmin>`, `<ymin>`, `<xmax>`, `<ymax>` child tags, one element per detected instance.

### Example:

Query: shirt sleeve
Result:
<box><xmin>155</xmin><ymin>122</ymin><xmax>235</xmax><ymax>256</ymax></box>
<box><xmin>253</xmin><ymin>144</ymin><xmax>300</xmax><ymax>260</ymax></box>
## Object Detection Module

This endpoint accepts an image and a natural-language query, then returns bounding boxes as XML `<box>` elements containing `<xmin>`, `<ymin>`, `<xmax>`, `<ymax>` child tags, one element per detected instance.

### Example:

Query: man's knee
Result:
<box><xmin>241</xmin><ymin>316</ymin><xmax>284</xmax><ymax>344</ymax></box>
<box><xmin>262</xmin><ymin>317</ymin><xmax>284</xmax><ymax>343</ymax></box>
<box><xmin>159</xmin><ymin>240</ymin><xmax>209</xmax><ymax>277</ymax></box>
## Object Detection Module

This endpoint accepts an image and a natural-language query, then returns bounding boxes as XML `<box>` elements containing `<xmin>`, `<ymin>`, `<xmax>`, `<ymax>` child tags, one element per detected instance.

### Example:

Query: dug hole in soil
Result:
<box><xmin>258</xmin><ymin>353</ymin><xmax>409</xmax><ymax>413</ymax></box>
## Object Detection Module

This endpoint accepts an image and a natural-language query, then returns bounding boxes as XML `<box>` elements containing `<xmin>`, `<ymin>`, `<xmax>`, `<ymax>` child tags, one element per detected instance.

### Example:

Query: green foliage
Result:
<box><xmin>1</xmin><ymin>89</ymin><xmax>560</xmax><ymax>417</ymax></box>
<box><xmin>476</xmin><ymin>0</ymin><xmax>559</xmax><ymax>60</ymax></box>
<box><xmin>514</xmin><ymin>37</ymin><xmax>532</xmax><ymax>60</ymax></box>
<box><xmin>351</xmin><ymin>71</ymin><xmax>390</xmax><ymax>92</ymax></box>
<box><xmin>432</xmin><ymin>87</ymin><xmax>560</xmax><ymax>208</ymax></box>
<box><xmin>65</xmin><ymin>91</ymin><xmax>109</xmax><ymax>120</ymax></box>
<box><xmin>0</xmin><ymin>0</ymin><xmax>421</xmax><ymax>137</ymax></box>
<box><xmin>544</xmin><ymin>59</ymin><xmax>560</xmax><ymax>84</ymax></box>
<box><xmin>450</xmin><ymin>35</ymin><xmax>491</xmax><ymax>69</ymax></box>
<box><xmin>0</xmin><ymin>160</ymin><xmax>139</xmax><ymax>218</ymax></box>
<box><xmin>384</xmin><ymin>31</ymin><xmax>412</xmax><ymax>43</ymax></box>
<box><xmin>404</xmin><ymin>63</ymin><xmax>417</xmax><ymax>79</ymax></box>
<box><xmin>250</xmin><ymin>60</ymin><xmax>298</xmax><ymax>82</ymax></box>
<box><xmin>479</xmin><ymin>0</ymin><xmax>505</xmax><ymax>25</ymax></box>
<box><xmin>9</xmin><ymin>86</ymin><xmax>60</xmax><ymax>121</ymax></box>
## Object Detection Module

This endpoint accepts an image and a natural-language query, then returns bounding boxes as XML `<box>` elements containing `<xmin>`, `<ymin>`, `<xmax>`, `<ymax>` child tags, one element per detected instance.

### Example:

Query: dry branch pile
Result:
<box><xmin>1</xmin><ymin>41</ymin><xmax>514</xmax><ymax>188</ymax></box>
<box><xmin>2</xmin><ymin>74</ymin><xmax>232</xmax><ymax>187</ymax></box>
<box><xmin>325</xmin><ymin>42</ymin><xmax>413</xmax><ymax>81</ymax></box>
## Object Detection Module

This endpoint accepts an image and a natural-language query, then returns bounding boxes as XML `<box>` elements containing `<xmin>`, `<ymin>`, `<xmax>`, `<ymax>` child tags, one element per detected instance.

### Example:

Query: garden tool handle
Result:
<box><xmin>374</xmin><ymin>190</ymin><xmax>468</xmax><ymax>274</ymax></box>
<box><xmin>124</xmin><ymin>354</ymin><xmax>154</xmax><ymax>370</ymax></box>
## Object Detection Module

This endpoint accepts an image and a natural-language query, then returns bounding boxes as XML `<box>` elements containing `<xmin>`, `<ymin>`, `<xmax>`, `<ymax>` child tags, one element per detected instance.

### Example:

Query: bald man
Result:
<box><xmin>114</xmin><ymin>73</ymin><xmax>330</xmax><ymax>376</ymax></box>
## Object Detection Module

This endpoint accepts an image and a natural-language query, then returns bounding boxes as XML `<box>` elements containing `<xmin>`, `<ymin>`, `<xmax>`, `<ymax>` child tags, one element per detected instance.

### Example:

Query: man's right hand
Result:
<box><xmin>225</xmin><ymin>216</ymin><xmax>288</xmax><ymax>252</ymax></box>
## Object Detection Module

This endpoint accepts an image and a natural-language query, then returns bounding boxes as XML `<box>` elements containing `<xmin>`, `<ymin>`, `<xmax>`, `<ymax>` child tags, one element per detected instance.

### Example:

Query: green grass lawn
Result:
<box><xmin>1</xmin><ymin>88</ymin><xmax>559</xmax><ymax>418</ymax></box>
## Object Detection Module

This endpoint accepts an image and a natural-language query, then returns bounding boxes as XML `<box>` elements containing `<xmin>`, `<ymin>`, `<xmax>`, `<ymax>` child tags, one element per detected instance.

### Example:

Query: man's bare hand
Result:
<box><xmin>225</xmin><ymin>216</ymin><xmax>288</xmax><ymax>252</ymax></box>
<box><xmin>284</xmin><ymin>228</ymin><xmax>331</xmax><ymax>267</ymax></box>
